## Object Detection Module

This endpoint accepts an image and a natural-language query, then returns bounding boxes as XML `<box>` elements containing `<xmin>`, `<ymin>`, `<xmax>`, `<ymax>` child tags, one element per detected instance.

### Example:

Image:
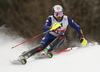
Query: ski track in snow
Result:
<box><xmin>0</xmin><ymin>26</ymin><xmax>100</xmax><ymax>72</ymax></box>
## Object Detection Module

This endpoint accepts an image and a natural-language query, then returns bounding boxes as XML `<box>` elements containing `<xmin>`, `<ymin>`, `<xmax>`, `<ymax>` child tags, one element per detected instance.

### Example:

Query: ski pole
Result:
<box><xmin>12</xmin><ymin>30</ymin><xmax>50</xmax><ymax>49</ymax></box>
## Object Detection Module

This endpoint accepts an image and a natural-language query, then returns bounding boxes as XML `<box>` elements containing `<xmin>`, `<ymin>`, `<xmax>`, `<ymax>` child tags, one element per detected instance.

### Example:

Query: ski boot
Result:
<box><xmin>40</xmin><ymin>48</ymin><xmax>53</xmax><ymax>58</ymax></box>
<box><xmin>47</xmin><ymin>53</ymin><xmax>53</xmax><ymax>58</ymax></box>
<box><xmin>17</xmin><ymin>51</ymin><xmax>29</xmax><ymax>65</ymax></box>
<box><xmin>18</xmin><ymin>55</ymin><xmax>27</xmax><ymax>65</ymax></box>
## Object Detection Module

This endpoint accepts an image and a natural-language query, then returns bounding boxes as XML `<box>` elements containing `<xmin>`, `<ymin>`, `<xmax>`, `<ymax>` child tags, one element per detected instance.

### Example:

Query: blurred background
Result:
<box><xmin>0</xmin><ymin>0</ymin><xmax>100</xmax><ymax>50</ymax></box>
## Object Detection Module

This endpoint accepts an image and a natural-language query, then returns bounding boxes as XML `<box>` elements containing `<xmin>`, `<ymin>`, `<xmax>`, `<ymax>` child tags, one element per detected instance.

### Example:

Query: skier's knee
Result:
<box><xmin>38</xmin><ymin>44</ymin><xmax>44</xmax><ymax>51</ymax></box>
<box><xmin>58</xmin><ymin>34</ymin><xmax>65</xmax><ymax>39</ymax></box>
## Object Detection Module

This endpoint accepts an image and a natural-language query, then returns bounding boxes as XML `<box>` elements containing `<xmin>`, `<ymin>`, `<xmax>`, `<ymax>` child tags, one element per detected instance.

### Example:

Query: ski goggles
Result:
<box><xmin>54</xmin><ymin>12</ymin><xmax>63</xmax><ymax>17</ymax></box>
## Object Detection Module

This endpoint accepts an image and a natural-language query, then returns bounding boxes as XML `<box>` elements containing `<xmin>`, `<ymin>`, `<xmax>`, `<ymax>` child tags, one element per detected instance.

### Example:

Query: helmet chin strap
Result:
<box><xmin>53</xmin><ymin>15</ymin><xmax>63</xmax><ymax>22</ymax></box>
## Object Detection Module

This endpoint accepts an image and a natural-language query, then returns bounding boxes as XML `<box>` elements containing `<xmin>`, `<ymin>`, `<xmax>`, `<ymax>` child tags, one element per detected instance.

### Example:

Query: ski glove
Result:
<box><xmin>79</xmin><ymin>35</ymin><xmax>87</xmax><ymax>46</ymax></box>
<box><xmin>50</xmin><ymin>23</ymin><xmax>61</xmax><ymax>31</ymax></box>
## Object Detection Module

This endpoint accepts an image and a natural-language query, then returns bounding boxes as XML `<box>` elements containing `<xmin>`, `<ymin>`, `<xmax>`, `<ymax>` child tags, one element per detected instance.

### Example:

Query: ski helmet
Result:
<box><xmin>52</xmin><ymin>5</ymin><xmax>63</xmax><ymax>17</ymax></box>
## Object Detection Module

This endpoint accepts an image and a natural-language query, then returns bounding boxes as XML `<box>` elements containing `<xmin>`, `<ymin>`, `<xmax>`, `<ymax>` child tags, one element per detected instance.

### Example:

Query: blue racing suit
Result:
<box><xmin>40</xmin><ymin>15</ymin><xmax>83</xmax><ymax>48</ymax></box>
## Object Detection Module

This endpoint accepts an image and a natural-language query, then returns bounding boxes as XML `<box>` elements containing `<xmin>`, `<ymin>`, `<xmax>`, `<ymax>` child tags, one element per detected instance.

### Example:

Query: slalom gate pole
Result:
<box><xmin>12</xmin><ymin>30</ymin><xmax>50</xmax><ymax>49</ymax></box>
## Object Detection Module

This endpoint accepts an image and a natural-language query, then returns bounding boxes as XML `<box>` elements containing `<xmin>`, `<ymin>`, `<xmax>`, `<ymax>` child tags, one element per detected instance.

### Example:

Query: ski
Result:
<box><xmin>53</xmin><ymin>48</ymin><xmax>72</xmax><ymax>55</ymax></box>
<box><xmin>11</xmin><ymin>59</ymin><xmax>27</xmax><ymax>65</ymax></box>
<box><xmin>11</xmin><ymin>48</ymin><xmax>72</xmax><ymax>65</ymax></box>
<box><xmin>11</xmin><ymin>43</ymin><xmax>95</xmax><ymax>65</ymax></box>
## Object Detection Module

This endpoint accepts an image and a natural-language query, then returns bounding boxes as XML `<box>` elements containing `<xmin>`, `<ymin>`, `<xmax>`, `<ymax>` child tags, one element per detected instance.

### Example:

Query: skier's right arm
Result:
<box><xmin>43</xmin><ymin>17</ymin><xmax>52</xmax><ymax>32</ymax></box>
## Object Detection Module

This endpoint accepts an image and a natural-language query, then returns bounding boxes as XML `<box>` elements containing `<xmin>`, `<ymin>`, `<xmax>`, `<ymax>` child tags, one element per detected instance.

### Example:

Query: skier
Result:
<box><xmin>18</xmin><ymin>5</ymin><xmax>87</xmax><ymax>64</ymax></box>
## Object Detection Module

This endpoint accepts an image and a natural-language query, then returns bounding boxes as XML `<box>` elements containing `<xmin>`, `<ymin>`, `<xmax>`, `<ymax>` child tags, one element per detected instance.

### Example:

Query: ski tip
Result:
<box><xmin>10</xmin><ymin>59</ymin><xmax>27</xmax><ymax>65</ymax></box>
<box><xmin>10</xmin><ymin>60</ymin><xmax>21</xmax><ymax>65</ymax></box>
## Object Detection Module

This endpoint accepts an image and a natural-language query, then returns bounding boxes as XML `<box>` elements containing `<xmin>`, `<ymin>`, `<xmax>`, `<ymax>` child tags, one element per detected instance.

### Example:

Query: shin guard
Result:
<box><xmin>47</xmin><ymin>34</ymin><xmax>65</xmax><ymax>52</ymax></box>
<box><xmin>22</xmin><ymin>44</ymin><xmax>44</xmax><ymax>58</ymax></box>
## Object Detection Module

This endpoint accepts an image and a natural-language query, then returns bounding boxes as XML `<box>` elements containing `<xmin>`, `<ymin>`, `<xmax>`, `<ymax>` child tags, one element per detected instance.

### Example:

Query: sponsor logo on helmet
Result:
<box><xmin>57</xmin><ymin>7</ymin><xmax>60</xmax><ymax>10</ymax></box>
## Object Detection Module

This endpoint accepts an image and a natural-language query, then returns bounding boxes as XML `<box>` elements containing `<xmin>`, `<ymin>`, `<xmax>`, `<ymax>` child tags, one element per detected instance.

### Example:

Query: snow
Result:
<box><xmin>0</xmin><ymin>26</ymin><xmax>100</xmax><ymax>72</ymax></box>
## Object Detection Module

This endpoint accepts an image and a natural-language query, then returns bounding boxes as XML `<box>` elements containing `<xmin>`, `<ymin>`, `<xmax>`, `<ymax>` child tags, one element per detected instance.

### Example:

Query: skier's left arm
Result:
<box><xmin>68</xmin><ymin>17</ymin><xmax>87</xmax><ymax>46</ymax></box>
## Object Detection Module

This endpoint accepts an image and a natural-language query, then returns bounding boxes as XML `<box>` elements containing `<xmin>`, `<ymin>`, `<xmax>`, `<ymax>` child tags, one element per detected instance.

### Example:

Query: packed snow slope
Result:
<box><xmin>0</xmin><ymin>26</ymin><xmax>100</xmax><ymax>72</ymax></box>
